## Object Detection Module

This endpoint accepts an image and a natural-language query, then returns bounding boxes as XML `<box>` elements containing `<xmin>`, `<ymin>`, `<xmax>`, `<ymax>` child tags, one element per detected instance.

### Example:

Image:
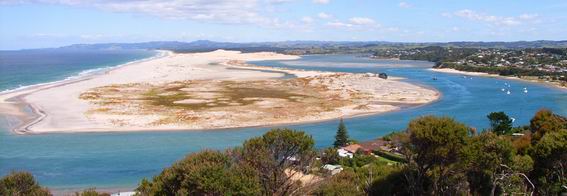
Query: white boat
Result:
<box><xmin>501</xmin><ymin>88</ymin><xmax>505</xmax><ymax>91</ymax></box>
<box><xmin>507</xmin><ymin>90</ymin><xmax>511</xmax><ymax>95</ymax></box>
<box><xmin>524</xmin><ymin>89</ymin><xmax>528</xmax><ymax>93</ymax></box>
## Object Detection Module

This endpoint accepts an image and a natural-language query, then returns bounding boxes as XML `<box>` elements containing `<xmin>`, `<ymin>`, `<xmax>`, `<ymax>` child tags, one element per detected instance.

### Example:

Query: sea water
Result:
<box><xmin>0</xmin><ymin>53</ymin><xmax>565</xmax><ymax>191</ymax></box>
<box><xmin>0</xmin><ymin>49</ymin><xmax>156</xmax><ymax>92</ymax></box>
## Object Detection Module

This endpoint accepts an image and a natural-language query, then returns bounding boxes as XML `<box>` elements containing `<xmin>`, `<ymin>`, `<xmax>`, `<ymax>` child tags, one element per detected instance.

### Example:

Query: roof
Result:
<box><xmin>342</xmin><ymin>144</ymin><xmax>362</xmax><ymax>153</ymax></box>
<box><xmin>358</xmin><ymin>139</ymin><xmax>388</xmax><ymax>151</ymax></box>
<box><xmin>323</xmin><ymin>164</ymin><xmax>343</xmax><ymax>170</ymax></box>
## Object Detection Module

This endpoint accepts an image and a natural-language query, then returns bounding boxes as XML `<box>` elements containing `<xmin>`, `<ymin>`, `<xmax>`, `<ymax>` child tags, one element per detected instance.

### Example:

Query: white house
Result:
<box><xmin>322</xmin><ymin>164</ymin><xmax>343</xmax><ymax>175</ymax></box>
<box><xmin>111</xmin><ymin>191</ymin><xmax>136</xmax><ymax>196</ymax></box>
<box><xmin>337</xmin><ymin>148</ymin><xmax>353</xmax><ymax>158</ymax></box>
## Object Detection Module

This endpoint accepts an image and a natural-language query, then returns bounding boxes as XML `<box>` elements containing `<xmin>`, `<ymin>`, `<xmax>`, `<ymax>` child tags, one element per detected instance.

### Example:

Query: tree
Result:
<box><xmin>461</xmin><ymin>132</ymin><xmax>517</xmax><ymax>195</ymax></box>
<box><xmin>333</xmin><ymin>118</ymin><xmax>349</xmax><ymax>148</ymax></box>
<box><xmin>529</xmin><ymin>130</ymin><xmax>567</xmax><ymax>195</ymax></box>
<box><xmin>487</xmin><ymin>111</ymin><xmax>513</xmax><ymax>135</ymax></box>
<box><xmin>511</xmin><ymin>133</ymin><xmax>532</xmax><ymax>155</ymax></box>
<box><xmin>362</xmin><ymin>162</ymin><xmax>406</xmax><ymax>195</ymax></box>
<box><xmin>135</xmin><ymin>150</ymin><xmax>261</xmax><ymax>196</ymax></box>
<box><xmin>402</xmin><ymin>116</ymin><xmax>470</xmax><ymax>195</ymax></box>
<box><xmin>320</xmin><ymin>148</ymin><xmax>340</xmax><ymax>165</ymax></box>
<box><xmin>0</xmin><ymin>171</ymin><xmax>50</xmax><ymax>196</ymax></box>
<box><xmin>313</xmin><ymin>170</ymin><xmax>364</xmax><ymax>196</ymax></box>
<box><xmin>75</xmin><ymin>188</ymin><xmax>110</xmax><ymax>196</ymax></box>
<box><xmin>239</xmin><ymin>128</ymin><xmax>315</xmax><ymax>196</ymax></box>
<box><xmin>530</xmin><ymin>109</ymin><xmax>566</xmax><ymax>141</ymax></box>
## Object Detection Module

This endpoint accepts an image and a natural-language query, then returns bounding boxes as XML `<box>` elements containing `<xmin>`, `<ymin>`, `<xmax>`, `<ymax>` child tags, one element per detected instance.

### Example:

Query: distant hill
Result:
<box><xmin>59</xmin><ymin>40</ymin><xmax>567</xmax><ymax>52</ymax></box>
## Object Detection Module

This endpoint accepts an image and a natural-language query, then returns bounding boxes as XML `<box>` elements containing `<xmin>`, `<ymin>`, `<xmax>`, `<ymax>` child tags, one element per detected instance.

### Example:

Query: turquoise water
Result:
<box><xmin>0</xmin><ymin>54</ymin><xmax>566</xmax><ymax>191</ymax></box>
<box><xmin>0</xmin><ymin>49</ymin><xmax>155</xmax><ymax>92</ymax></box>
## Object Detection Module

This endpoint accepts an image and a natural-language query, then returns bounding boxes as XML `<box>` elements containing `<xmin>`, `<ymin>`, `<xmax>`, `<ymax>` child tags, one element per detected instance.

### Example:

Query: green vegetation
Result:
<box><xmin>487</xmin><ymin>111</ymin><xmax>513</xmax><ymax>135</ymax></box>
<box><xmin>372</xmin><ymin>150</ymin><xmax>406</xmax><ymax>163</ymax></box>
<box><xmin>404</xmin><ymin>116</ymin><xmax>470</xmax><ymax>195</ymax></box>
<box><xmin>372</xmin><ymin>46</ymin><xmax>567</xmax><ymax>85</ymax></box>
<box><xmin>313</xmin><ymin>170</ymin><xmax>365</xmax><ymax>196</ymax></box>
<box><xmin>2</xmin><ymin>109</ymin><xmax>566</xmax><ymax>195</ymax></box>
<box><xmin>143</xmin><ymin>81</ymin><xmax>308</xmax><ymax>110</ymax></box>
<box><xmin>530</xmin><ymin>108</ymin><xmax>566</xmax><ymax>141</ymax></box>
<box><xmin>530</xmin><ymin>130</ymin><xmax>567</xmax><ymax>194</ymax></box>
<box><xmin>333</xmin><ymin>118</ymin><xmax>349</xmax><ymax>147</ymax></box>
<box><xmin>239</xmin><ymin>128</ymin><xmax>315</xmax><ymax>195</ymax></box>
<box><xmin>137</xmin><ymin>128</ymin><xmax>314</xmax><ymax>196</ymax></box>
<box><xmin>0</xmin><ymin>171</ymin><xmax>50</xmax><ymax>196</ymax></box>
<box><xmin>74</xmin><ymin>188</ymin><xmax>111</xmax><ymax>196</ymax></box>
<box><xmin>136</xmin><ymin>150</ymin><xmax>261</xmax><ymax>195</ymax></box>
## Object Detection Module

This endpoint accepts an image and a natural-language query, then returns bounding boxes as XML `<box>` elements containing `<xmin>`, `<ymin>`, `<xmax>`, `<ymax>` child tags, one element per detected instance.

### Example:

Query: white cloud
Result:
<box><xmin>301</xmin><ymin>16</ymin><xmax>314</xmax><ymax>23</ymax></box>
<box><xmin>1</xmin><ymin>0</ymin><xmax>288</xmax><ymax>26</ymax></box>
<box><xmin>449</xmin><ymin>9</ymin><xmax>538</xmax><ymax>26</ymax></box>
<box><xmin>518</xmin><ymin>14</ymin><xmax>538</xmax><ymax>20</ymax></box>
<box><xmin>313</xmin><ymin>0</ymin><xmax>330</xmax><ymax>4</ymax></box>
<box><xmin>326</xmin><ymin>17</ymin><xmax>380</xmax><ymax>29</ymax></box>
<box><xmin>267</xmin><ymin>0</ymin><xmax>294</xmax><ymax>4</ymax></box>
<box><xmin>398</xmin><ymin>2</ymin><xmax>412</xmax><ymax>8</ymax></box>
<box><xmin>317</xmin><ymin>12</ymin><xmax>332</xmax><ymax>19</ymax></box>
<box><xmin>348</xmin><ymin>17</ymin><xmax>375</xmax><ymax>25</ymax></box>
<box><xmin>326</xmin><ymin>21</ymin><xmax>353</xmax><ymax>28</ymax></box>
<box><xmin>386</xmin><ymin>27</ymin><xmax>400</xmax><ymax>32</ymax></box>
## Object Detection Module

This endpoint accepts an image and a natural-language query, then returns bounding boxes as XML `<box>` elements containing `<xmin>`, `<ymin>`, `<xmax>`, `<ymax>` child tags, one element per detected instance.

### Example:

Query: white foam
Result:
<box><xmin>0</xmin><ymin>50</ymin><xmax>165</xmax><ymax>95</ymax></box>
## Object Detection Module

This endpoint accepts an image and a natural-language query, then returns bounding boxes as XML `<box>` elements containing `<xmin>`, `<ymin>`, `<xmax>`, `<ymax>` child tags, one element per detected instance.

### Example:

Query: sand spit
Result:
<box><xmin>0</xmin><ymin>50</ymin><xmax>439</xmax><ymax>134</ymax></box>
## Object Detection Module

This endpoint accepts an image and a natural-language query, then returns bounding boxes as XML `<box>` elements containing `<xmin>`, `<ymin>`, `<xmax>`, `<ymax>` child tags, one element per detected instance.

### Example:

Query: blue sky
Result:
<box><xmin>1</xmin><ymin>0</ymin><xmax>566</xmax><ymax>50</ymax></box>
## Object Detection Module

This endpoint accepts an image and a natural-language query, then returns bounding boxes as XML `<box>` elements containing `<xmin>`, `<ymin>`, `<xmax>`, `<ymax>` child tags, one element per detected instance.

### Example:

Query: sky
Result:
<box><xmin>1</xmin><ymin>0</ymin><xmax>567</xmax><ymax>50</ymax></box>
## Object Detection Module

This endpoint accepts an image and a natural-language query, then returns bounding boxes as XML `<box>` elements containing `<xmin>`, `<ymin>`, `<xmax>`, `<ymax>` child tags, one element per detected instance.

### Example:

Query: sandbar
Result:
<box><xmin>0</xmin><ymin>50</ymin><xmax>440</xmax><ymax>134</ymax></box>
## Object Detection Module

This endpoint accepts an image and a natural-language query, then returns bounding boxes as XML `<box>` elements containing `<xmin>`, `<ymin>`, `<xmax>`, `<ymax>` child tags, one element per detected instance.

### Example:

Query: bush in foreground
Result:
<box><xmin>0</xmin><ymin>171</ymin><xmax>50</xmax><ymax>196</ymax></box>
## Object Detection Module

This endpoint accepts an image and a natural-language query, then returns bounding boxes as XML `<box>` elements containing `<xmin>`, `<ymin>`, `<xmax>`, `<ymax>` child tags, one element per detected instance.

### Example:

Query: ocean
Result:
<box><xmin>0</xmin><ymin>52</ymin><xmax>566</xmax><ymax>191</ymax></box>
<box><xmin>0</xmin><ymin>49</ymin><xmax>156</xmax><ymax>92</ymax></box>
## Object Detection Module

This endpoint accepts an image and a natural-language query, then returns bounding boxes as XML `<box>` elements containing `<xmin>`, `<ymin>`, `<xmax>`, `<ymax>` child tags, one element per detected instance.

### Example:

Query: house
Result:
<box><xmin>322</xmin><ymin>164</ymin><xmax>343</xmax><ymax>175</ymax></box>
<box><xmin>359</xmin><ymin>139</ymin><xmax>391</xmax><ymax>153</ymax></box>
<box><xmin>342</xmin><ymin>144</ymin><xmax>364</xmax><ymax>154</ymax></box>
<box><xmin>340</xmin><ymin>143</ymin><xmax>372</xmax><ymax>155</ymax></box>
<box><xmin>337</xmin><ymin>148</ymin><xmax>353</xmax><ymax>158</ymax></box>
<box><xmin>338</xmin><ymin>138</ymin><xmax>404</xmax><ymax>159</ymax></box>
<box><xmin>512</xmin><ymin>133</ymin><xmax>525</xmax><ymax>137</ymax></box>
<box><xmin>111</xmin><ymin>191</ymin><xmax>136</xmax><ymax>196</ymax></box>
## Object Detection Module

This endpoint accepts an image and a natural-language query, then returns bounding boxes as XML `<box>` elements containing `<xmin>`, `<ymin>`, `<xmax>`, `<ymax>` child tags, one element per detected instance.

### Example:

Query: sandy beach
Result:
<box><xmin>0</xmin><ymin>50</ymin><xmax>439</xmax><ymax>134</ymax></box>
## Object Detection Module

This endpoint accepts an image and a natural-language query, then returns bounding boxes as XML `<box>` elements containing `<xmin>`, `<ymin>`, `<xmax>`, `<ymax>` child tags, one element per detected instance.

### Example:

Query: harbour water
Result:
<box><xmin>0</xmin><ymin>52</ymin><xmax>565</xmax><ymax>191</ymax></box>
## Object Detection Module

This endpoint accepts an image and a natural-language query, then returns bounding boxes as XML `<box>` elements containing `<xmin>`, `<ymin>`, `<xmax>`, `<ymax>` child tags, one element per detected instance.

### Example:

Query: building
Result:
<box><xmin>338</xmin><ymin>139</ymin><xmax>400</xmax><ymax>158</ymax></box>
<box><xmin>342</xmin><ymin>144</ymin><xmax>365</xmax><ymax>154</ymax></box>
<box><xmin>322</xmin><ymin>164</ymin><xmax>343</xmax><ymax>175</ymax></box>
<box><xmin>337</xmin><ymin>148</ymin><xmax>353</xmax><ymax>158</ymax></box>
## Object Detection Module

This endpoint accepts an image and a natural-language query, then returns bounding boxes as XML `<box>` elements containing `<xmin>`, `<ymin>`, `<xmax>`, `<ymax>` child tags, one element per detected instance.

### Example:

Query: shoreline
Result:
<box><xmin>0</xmin><ymin>51</ymin><xmax>170</xmax><ymax>134</ymax></box>
<box><xmin>429</xmin><ymin>68</ymin><xmax>567</xmax><ymax>91</ymax></box>
<box><xmin>1</xmin><ymin>50</ymin><xmax>439</xmax><ymax>134</ymax></box>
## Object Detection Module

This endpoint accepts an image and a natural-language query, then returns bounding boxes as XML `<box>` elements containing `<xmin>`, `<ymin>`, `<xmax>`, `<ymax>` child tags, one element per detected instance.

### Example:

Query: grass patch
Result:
<box><xmin>141</xmin><ymin>81</ymin><xmax>311</xmax><ymax>111</ymax></box>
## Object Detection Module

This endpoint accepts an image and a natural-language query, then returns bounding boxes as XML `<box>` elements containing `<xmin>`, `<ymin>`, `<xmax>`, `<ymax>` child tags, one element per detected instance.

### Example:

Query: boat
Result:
<box><xmin>507</xmin><ymin>90</ymin><xmax>511</xmax><ymax>95</ymax></box>
<box><xmin>524</xmin><ymin>88</ymin><xmax>528</xmax><ymax>93</ymax></box>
